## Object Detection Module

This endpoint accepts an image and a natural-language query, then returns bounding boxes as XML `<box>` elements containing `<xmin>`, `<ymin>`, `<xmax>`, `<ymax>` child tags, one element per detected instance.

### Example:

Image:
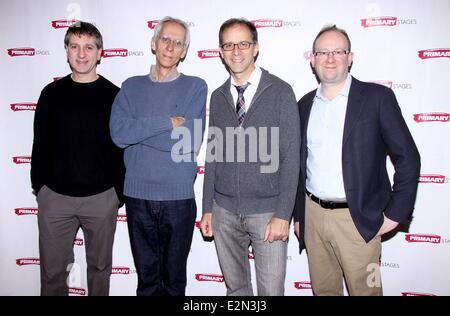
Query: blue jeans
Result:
<box><xmin>125</xmin><ymin>197</ymin><xmax>196</xmax><ymax>296</ymax></box>
<box><xmin>212</xmin><ymin>202</ymin><xmax>287</xmax><ymax>296</ymax></box>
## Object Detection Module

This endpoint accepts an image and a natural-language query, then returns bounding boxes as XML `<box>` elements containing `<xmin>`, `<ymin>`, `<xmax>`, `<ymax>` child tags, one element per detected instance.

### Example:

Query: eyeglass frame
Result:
<box><xmin>221</xmin><ymin>41</ymin><xmax>255</xmax><ymax>51</ymax></box>
<box><xmin>157</xmin><ymin>35</ymin><xmax>186</xmax><ymax>50</ymax></box>
<box><xmin>313</xmin><ymin>49</ymin><xmax>350</xmax><ymax>58</ymax></box>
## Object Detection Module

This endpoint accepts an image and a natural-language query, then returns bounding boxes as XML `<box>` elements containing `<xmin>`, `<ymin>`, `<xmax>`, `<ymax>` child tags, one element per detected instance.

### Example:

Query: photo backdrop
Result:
<box><xmin>1</xmin><ymin>0</ymin><xmax>449</xmax><ymax>296</ymax></box>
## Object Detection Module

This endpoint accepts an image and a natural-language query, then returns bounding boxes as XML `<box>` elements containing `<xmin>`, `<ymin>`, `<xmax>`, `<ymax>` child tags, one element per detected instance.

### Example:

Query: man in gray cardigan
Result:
<box><xmin>200</xmin><ymin>18</ymin><xmax>300</xmax><ymax>296</ymax></box>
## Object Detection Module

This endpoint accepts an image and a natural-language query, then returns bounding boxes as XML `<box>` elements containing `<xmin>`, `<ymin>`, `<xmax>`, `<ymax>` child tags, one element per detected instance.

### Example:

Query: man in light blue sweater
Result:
<box><xmin>110</xmin><ymin>17</ymin><xmax>207</xmax><ymax>296</ymax></box>
<box><xmin>200</xmin><ymin>18</ymin><xmax>300</xmax><ymax>296</ymax></box>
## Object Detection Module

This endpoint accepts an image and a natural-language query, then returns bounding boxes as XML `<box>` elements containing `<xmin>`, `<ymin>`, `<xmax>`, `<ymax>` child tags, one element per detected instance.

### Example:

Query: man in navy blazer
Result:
<box><xmin>294</xmin><ymin>25</ymin><xmax>420</xmax><ymax>295</ymax></box>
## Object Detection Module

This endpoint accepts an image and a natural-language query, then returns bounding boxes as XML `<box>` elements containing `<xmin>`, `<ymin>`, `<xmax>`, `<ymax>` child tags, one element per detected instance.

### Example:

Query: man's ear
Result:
<box><xmin>253</xmin><ymin>42</ymin><xmax>259</xmax><ymax>58</ymax></box>
<box><xmin>310</xmin><ymin>54</ymin><xmax>316</xmax><ymax>68</ymax></box>
<box><xmin>97</xmin><ymin>48</ymin><xmax>102</xmax><ymax>63</ymax></box>
<box><xmin>180</xmin><ymin>47</ymin><xmax>187</xmax><ymax>59</ymax></box>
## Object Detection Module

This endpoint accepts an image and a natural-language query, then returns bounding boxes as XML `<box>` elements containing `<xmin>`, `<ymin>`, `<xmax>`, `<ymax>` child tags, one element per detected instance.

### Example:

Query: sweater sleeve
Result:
<box><xmin>202</xmin><ymin>94</ymin><xmax>216</xmax><ymax>214</ymax></box>
<box><xmin>273</xmin><ymin>85</ymin><xmax>301</xmax><ymax>221</ymax></box>
<box><xmin>30</xmin><ymin>85</ymin><xmax>52</xmax><ymax>194</ymax></box>
<box><xmin>141</xmin><ymin>80</ymin><xmax>207</xmax><ymax>153</ymax></box>
<box><xmin>109</xmin><ymin>80</ymin><xmax>173</xmax><ymax>149</ymax></box>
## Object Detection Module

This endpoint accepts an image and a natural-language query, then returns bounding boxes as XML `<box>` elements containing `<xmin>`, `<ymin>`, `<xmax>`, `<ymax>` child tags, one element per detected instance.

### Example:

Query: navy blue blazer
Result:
<box><xmin>294</xmin><ymin>76</ymin><xmax>420</xmax><ymax>252</ymax></box>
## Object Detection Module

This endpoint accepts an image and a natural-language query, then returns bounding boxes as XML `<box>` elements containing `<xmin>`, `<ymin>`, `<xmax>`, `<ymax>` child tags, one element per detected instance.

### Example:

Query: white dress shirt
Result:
<box><xmin>230</xmin><ymin>65</ymin><xmax>262</xmax><ymax>111</ymax></box>
<box><xmin>306</xmin><ymin>74</ymin><xmax>352</xmax><ymax>201</ymax></box>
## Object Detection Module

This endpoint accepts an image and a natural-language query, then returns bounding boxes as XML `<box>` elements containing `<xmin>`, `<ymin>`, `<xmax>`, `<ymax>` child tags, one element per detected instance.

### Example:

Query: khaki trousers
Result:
<box><xmin>37</xmin><ymin>186</ymin><xmax>119</xmax><ymax>296</ymax></box>
<box><xmin>304</xmin><ymin>194</ymin><xmax>382</xmax><ymax>296</ymax></box>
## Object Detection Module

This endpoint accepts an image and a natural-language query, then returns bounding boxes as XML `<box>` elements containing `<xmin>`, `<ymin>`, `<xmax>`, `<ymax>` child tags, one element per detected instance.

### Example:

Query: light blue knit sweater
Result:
<box><xmin>110</xmin><ymin>74</ymin><xmax>207</xmax><ymax>201</ymax></box>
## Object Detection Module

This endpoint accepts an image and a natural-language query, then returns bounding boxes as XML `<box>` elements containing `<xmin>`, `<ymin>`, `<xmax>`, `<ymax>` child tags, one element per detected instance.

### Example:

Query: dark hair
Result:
<box><xmin>312</xmin><ymin>24</ymin><xmax>351</xmax><ymax>53</ymax></box>
<box><xmin>219</xmin><ymin>18</ymin><xmax>258</xmax><ymax>45</ymax></box>
<box><xmin>64</xmin><ymin>21</ymin><xmax>103</xmax><ymax>49</ymax></box>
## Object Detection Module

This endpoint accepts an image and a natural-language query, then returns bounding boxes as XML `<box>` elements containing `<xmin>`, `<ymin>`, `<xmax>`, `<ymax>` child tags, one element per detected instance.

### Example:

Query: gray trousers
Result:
<box><xmin>212</xmin><ymin>202</ymin><xmax>287</xmax><ymax>296</ymax></box>
<box><xmin>37</xmin><ymin>186</ymin><xmax>119</xmax><ymax>296</ymax></box>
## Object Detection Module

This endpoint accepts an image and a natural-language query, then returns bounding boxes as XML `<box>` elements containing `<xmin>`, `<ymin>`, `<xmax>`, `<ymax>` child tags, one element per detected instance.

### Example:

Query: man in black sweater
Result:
<box><xmin>30</xmin><ymin>21</ymin><xmax>125</xmax><ymax>296</ymax></box>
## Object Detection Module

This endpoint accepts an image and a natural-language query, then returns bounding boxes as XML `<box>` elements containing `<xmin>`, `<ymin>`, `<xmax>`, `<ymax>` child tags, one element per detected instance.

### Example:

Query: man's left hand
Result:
<box><xmin>376</xmin><ymin>215</ymin><xmax>399</xmax><ymax>236</ymax></box>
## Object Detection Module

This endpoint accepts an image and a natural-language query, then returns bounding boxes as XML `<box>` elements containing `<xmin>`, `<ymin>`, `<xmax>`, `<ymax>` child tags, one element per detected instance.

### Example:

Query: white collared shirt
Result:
<box><xmin>306</xmin><ymin>73</ymin><xmax>352</xmax><ymax>201</ymax></box>
<box><xmin>230</xmin><ymin>65</ymin><xmax>262</xmax><ymax>111</ymax></box>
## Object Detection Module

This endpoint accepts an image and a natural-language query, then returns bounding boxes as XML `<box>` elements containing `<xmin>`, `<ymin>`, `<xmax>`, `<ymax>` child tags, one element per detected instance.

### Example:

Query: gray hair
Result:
<box><xmin>153</xmin><ymin>16</ymin><xmax>190</xmax><ymax>48</ymax></box>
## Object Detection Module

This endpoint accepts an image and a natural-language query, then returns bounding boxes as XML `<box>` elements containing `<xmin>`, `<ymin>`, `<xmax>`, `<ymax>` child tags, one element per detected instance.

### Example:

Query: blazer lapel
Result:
<box><xmin>343</xmin><ymin>77</ymin><xmax>364</xmax><ymax>145</ymax></box>
<box><xmin>300</xmin><ymin>91</ymin><xmax>315</xmax><ymax>176</ymax></box>
<box><xmin>302</xmin><ymin>93</ymin><xmax>315</xmax><ymax>144</ymax></box>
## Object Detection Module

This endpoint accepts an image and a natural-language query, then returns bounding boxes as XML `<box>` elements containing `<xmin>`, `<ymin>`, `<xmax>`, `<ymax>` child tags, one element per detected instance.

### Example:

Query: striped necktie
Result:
<box><xmin>235</xmin><ymin>83</ymin><xmax>250</xmax><ymax>125</ymax></box>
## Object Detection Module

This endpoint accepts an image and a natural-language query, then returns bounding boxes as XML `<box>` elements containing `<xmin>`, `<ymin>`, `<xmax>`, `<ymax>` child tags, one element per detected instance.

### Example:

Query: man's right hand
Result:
<box><xmin>200</xmin><ymin>213</ymin><xmax>213</xmax><ymax>237</ymax></box>
<box><xmin>171</xmin><ymin>116</ymin><xmax>185</xmax><ymax>128</ymax></box>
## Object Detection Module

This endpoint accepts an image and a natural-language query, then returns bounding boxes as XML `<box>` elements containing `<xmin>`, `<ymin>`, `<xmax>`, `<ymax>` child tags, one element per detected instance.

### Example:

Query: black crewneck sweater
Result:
<box><xmin>31</xmin><ymin>75</ymin><xmax>125</xmax><ymax>203</ymax></box>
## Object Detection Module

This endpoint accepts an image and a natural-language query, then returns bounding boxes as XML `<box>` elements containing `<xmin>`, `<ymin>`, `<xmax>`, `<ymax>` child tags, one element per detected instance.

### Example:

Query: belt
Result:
<box><xmin>306</xmin><ymin>190</ymin><xmax>348</xmax><ymax>210</ymax></box>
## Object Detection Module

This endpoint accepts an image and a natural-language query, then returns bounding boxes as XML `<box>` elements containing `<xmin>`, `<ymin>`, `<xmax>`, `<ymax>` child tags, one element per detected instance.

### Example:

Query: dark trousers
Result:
<box><xmin>37</xmin><ymin>186</ymin><xmax>119</xmax><ymax>296</ymax></box>
<box><xmin>125</xmin><ymin>197</ymin><xmax>196</xmax><ymax>296</ymax></box>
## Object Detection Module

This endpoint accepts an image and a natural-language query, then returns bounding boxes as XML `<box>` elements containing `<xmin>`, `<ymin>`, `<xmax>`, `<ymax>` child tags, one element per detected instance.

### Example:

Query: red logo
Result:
<box><xmin>197</xmin><ymin>50</ymin><xmax>220</xmax><ymax>59</ymax></box>
<box><xmin>405</xmin><ymin>234</ymin><xmax>441</xmax><ymax>243</ymax></box>
<box><xmin>16</xmin><ymin>258</ymin><xmax>40</xmax><ymax>266</ymax></box>
<box><xmin>112</xmin><ymin>266</ymin><xmax>130</xmax><ymax>274</ymax></box>
<box><xmin>195</xmin><ymin>221</ymin><xmax>201</xmax><ymax>228</ymax></box>
<box><xmin>303</xmin><ymin>50</ymin><xmax>313</xmax><ymax>60</ymax></box>
<box><xmin>372</xmin><ymin>80</ymin><xmax>393</xmax><ymax>89</ymax></box>
<box><xmin>418</xmin><ymin>49</ymin><xmax>450</xmax><ymax>59</ymax></box>
<box><xmin>51</xmin><ymin>19</ymin><xmax>80</xmax><ymax>29</ymax></box>
<box><xmin>69</xmin><ymin>287</ymin><xmax>86</xmax><ymax>296</ymax></box>
<box><xmin>53</xmin><ymin>77</ymin><xmax>63</xmax><ymax>81</ymax></box>
<box><xmin>74</xmin><ymin>238</ymin><xmax>84</xmax><ymax>246</ymax></box>
<box><xmin>10</xmin><ymin>103</ymin><xmax>36</xmax><ymax>111</ymax></box>
<box><xmin>294</xmin><ymin>281</ymin><xmax>312</xmax><ymax>289</ymax></box>
<box><xmin>361</xmin><ymin>16</ymin><xmax>397</xmax><ymax>28</ymax></box>
<box><xmin>413</xmin><ymin>112</ymin><xmax>449</xmax><ymax>123</ymax></box>
<box><xmin>7</xmin><ymin>47</ymin><xmax>35</xmax><ymax>57</ymax></box>
<box><xmin>147</xmin><ymin>20</ymin><xmax>160</xmax><ymax>29</ymax></box>
<box><xmin>102</xmin><ymin>49</ymin><xmax>128</xmax><ymax>58</ymax></box>
<box><xmin>248</xmin><ymin>253</ymin><xmax>254</xmax><ymax>260</ymax></box>
<box><xmin>13</xmin><ymin>156</ymin><xmax>32</xmax><ymax>164</ymax></box>
<box><xmin>419</xmin><ymin>174</ymin><xmax>445</xmax><ymax>184</ymax></box>
<box><xmin>195</xmin><ymin>273</ymin><xmax>224</xmax><ymax>283</ymax></box>
<box><xmin>401</xmin><ymin>292</ymin><xmax>436</xmax><ymax>296</ymax></box>
<box><xmin>15</xmin><ymin>208</ymin><xmax>38</xmax><ymax>216</ymax></box>
<box><xmin>197</xmin><ymin>166</ymin><xmax>205</xmax><ymax>174</ymax></box>
<box><xmin>251</xmin><ymin>19</ymin><xmax>283</xmax><ymax>28</ymax></box>
<box><xmin>117</xmin><ymin>214</ymin><xmax>127</xmax><ymax>222</ymax></box>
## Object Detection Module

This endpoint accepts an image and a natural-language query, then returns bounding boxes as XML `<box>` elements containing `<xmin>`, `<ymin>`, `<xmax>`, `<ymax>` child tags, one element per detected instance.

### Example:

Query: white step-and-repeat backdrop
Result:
<box><xmin>1</xmin><ymin>0</ymin><xmax>449</xmax><ymax>296</ymax></box>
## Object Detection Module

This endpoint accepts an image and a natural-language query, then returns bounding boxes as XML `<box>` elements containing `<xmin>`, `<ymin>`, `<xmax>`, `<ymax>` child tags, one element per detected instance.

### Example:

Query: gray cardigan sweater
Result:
<box><xmin>202</xmin><ymin>68</ymin><xmax>300</xmax><ymax>221</ymax></box>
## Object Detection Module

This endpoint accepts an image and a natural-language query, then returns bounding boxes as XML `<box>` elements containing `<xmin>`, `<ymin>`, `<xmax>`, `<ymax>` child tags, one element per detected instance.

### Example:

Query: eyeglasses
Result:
<box><xmin>158</xmin><ymin>35</ymin><xmax>185</xmax><ymax>50</ymax></box>
<box><xmin>314</xmin><ymin>49</ymin><xmax>349</xmax><ymax>58</ymax></box>
<box><xmin>221</xmin><ymin>41</ymin><xmax>255</xmax><ymax>51</ymax></box>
